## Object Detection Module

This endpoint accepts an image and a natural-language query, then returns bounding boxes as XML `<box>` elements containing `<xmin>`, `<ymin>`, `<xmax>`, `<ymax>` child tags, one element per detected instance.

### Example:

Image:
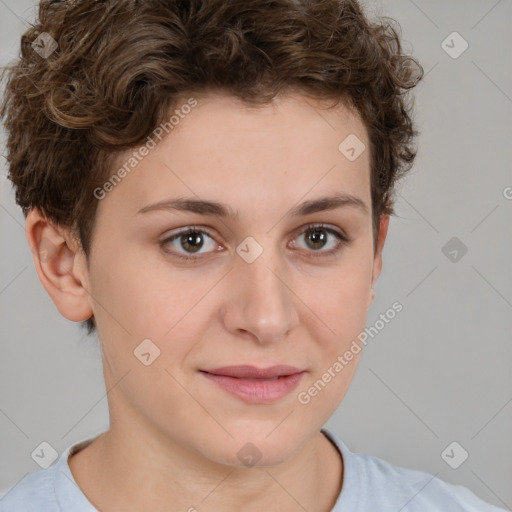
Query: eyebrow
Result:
<box><xmin>136</xmin><ymin>192</ymin><xmax>368</xmax><ymax>219</ymax></box>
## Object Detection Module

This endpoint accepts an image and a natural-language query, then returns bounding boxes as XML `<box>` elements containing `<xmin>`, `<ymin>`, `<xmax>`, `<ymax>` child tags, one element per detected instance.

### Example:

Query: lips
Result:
<box><xmin>200</xmin><ymin>365</ymin><xmax>306</xmax><ymax>404</ymax></box>
<box><xmin>200</xmin><ymin>365</ymin><xmax>303</xmax><ymax>380</ymax></box>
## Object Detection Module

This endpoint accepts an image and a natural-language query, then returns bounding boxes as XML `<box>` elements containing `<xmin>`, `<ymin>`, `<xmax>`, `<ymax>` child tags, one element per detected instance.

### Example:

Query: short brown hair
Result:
<box><xmin>1</xmin><ymin>0</ymin><xmax>423</xmax><ymax>336</ymax></box>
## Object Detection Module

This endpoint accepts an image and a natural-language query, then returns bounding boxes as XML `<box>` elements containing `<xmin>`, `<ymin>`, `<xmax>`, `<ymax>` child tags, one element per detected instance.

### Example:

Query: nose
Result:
<box><xmin>221</xmin><ymin>248</ymin><xmax>300</xmax><ymax>345</ymax></box>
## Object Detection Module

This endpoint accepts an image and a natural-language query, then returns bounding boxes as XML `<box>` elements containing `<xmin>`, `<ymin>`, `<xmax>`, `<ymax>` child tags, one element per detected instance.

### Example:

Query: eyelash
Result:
<box><xmin>160</xmin><ymin>223</ymin><xmax>351</xmax><ymax>262</ymax></box>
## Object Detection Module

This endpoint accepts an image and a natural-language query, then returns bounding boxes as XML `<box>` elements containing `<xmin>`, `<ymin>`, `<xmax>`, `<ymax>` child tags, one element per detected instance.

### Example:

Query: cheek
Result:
<box><xmin>301</xmin><ymin>250</ymin><xmax>372</xmax><ymax>396</ymax></box>
<box><xmin>296</xmin><ymin>272</ymin><xmax>368</xmax><ymax>420</ymax></box>
<box><xmin>88</xmin><ymin>241</ymin><xmax>190</xmax><ymax>335</ymax></box>
<box><xmin>313</xmin><ymin>257</ymin><xmax>372</xmax><ymax>332</ymax></box>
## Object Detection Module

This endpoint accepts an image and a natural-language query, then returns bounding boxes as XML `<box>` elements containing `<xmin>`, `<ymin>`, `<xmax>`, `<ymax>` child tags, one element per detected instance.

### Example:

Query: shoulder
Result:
<box><xmin>356</xmin><ymin>450</ymin><xmax>503</xmax><ymax>511</ymax></box>
<box><xmin>0</xmin><ymin>435</ymin><xmax>100</xmax><ymax>512</ymax></box>
<box><xmin>322</xmin><ymin>429</ymin><xmax>507</xmax><ymax>512</ymax></box>
<box><xmin>0</xmin><ymin>467</ymin><xmax>58</xmax><ymax>511</ymax></box>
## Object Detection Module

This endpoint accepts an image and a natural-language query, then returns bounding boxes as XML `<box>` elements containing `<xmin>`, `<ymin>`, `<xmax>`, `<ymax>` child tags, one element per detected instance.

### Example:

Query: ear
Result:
<box><xmin>368</xmin><ymin>214</ymin><xmax>390</xmax><ymax>307</ymax></box>
<box><xmin>25</xmin><ymin>208</ymin><xmax>94</xmax><ymax>323</ymax></box>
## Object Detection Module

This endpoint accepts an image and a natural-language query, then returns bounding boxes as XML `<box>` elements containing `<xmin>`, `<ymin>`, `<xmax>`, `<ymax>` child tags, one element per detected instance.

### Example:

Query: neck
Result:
<box><xmin>68</xmin><ymin>424</ymin><xmax>343</xmax><ymax>512</ymax></box>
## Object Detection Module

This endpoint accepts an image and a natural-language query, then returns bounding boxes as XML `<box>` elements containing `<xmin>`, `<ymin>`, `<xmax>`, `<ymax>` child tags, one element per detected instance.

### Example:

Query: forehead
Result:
<box><xmin>171</xmin><ymin>91</ymin><xmax>368</xmax><ymax>157</ymax></box>
<box><xmin>99</xmin><ymin>91</ymin><xmax>371</xmax><ymax>220</ymax></box>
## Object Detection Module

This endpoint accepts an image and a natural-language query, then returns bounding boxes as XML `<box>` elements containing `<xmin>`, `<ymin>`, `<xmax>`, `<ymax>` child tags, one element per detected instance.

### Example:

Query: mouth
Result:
<box><xmin>199</xmin><ymin>365</ymin><xmax>304</xmax><ymax>379</ymax></box>
<box><xmin>199</xmin><ymin>365</ymin><xmax>306</xmax><ymax>404</ymax></box>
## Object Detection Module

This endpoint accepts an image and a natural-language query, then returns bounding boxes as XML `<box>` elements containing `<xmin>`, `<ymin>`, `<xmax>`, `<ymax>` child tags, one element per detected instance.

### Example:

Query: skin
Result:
<box><xmin>26</xmin><ymin>90</ymin><xmax>389</xmax><ymax>512</ymax></box>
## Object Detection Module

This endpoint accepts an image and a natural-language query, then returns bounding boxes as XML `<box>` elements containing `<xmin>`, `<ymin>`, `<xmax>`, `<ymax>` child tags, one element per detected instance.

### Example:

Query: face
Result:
<box><xmin>60</xmin><ymin>91</ymin><xmax>387</xmax><ymax>466</ymax></box>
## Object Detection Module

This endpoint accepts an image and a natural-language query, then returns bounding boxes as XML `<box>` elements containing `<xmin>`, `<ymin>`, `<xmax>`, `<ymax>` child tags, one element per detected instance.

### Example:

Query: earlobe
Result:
<box><xmin>26</xmin><ymin>208</ymin><xmax>93</xmax><ymax>323</ymax></box>
<box><xmin>368</xmin><ymin>286</ymin><xmax>376</xmax><ymax>307</ymax></box>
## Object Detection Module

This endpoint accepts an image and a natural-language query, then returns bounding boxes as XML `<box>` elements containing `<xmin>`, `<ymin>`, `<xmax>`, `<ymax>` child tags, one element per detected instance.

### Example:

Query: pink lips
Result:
<box><xmin>200</xmin><ymin>365</ymin><xmax>305</xmax><ymax>404</ymax></box>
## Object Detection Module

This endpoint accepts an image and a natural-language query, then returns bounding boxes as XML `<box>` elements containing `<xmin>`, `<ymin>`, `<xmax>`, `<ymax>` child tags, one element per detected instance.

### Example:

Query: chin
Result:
<box><xmin>201</xmin><ymin>428</ymin><xmax>304</xmax><ymax>469</ymax></box>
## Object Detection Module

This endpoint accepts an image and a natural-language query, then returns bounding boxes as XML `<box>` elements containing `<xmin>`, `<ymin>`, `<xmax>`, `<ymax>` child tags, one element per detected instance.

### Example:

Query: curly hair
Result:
<box><xmin>0</xmin><ymin>0</ymin><xmax>423</xmax><ymax>336</ymax></box>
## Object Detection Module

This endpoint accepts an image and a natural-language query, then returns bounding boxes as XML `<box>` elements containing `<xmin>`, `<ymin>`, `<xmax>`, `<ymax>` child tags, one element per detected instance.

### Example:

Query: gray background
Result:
<box><xmin>1</xmin><ymin>0</ymin><xmax>511</xmax><ymax>509</ymax></box>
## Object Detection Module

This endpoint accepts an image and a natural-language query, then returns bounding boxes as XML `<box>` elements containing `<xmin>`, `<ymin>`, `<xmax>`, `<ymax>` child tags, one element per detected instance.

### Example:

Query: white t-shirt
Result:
<box><xmin>0</xmin><ymin>428</ymin><xmax>506</xmax><ymax>511</ymax></box>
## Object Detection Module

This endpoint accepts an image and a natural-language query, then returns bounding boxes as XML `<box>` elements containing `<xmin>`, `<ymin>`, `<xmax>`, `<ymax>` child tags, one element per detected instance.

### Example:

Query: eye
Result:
<box><xmin>160</xmin><ymin>226</ymin><xmax>220</xmax><ymax>261</ymax></box>
<box><xmin>291</xmin><ymin>224</ymin><xmax>350</xmax><ymax>258</ymax></box>
<box><xmin>160</xmin><ymin>223</ymin><xmax>351</xmax><ymax>262</ymax></box>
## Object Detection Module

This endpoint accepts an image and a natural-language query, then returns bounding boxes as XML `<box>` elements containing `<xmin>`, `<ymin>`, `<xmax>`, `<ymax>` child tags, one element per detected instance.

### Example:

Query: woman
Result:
<box><xmin>0</xmin><ymin>0</ymin><xmax>506</xmax><ymax>510</ymax></box>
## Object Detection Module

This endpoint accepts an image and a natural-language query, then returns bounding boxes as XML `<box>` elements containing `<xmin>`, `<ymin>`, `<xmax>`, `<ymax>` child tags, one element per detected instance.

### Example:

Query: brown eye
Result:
<box><xmin>161</xmin><ymin>227</ymin><xmax>219</xmax><ymax>260</ymax></box>
<box><xmin>293</xmin><ymin>224</ymin><xmax>350</xmax><ymax>257</ymax></box>
<box><xmin>179</xmin><ymin>231</ymin><xmax>205</xmax><ymax>253</ymax></box>
<box><xmin>304</xmin><ymin>227</ymin><xmax>330</xmax><ymax>250</ymax></box>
